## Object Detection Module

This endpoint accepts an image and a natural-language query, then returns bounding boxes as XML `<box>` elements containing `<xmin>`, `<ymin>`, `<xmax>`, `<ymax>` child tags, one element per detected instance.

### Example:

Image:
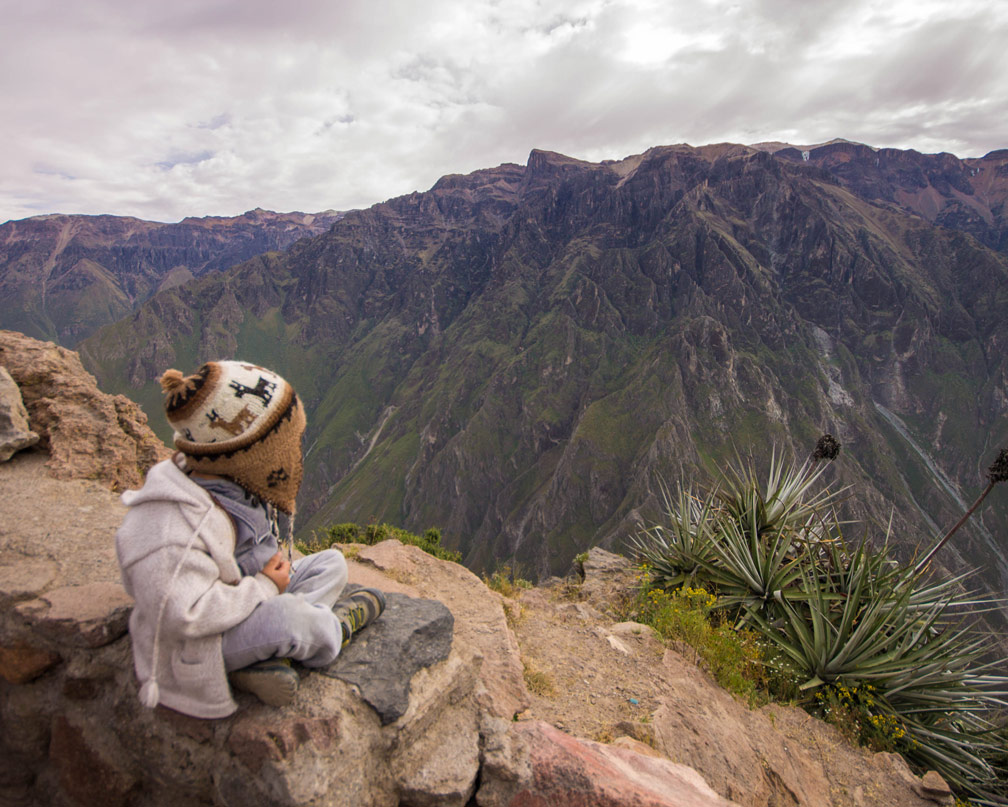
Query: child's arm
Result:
<box><xmin>161</xmin><ymin>547</ymin><xmax>281</xmax><ymax>638</ymax></box>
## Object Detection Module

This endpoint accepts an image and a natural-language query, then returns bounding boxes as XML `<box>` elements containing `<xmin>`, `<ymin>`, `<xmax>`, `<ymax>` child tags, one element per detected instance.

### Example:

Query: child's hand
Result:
<box><xmin>262</xmin><ymin>552</ymin><xmax>291</xmax><ymax>593</ymax></box>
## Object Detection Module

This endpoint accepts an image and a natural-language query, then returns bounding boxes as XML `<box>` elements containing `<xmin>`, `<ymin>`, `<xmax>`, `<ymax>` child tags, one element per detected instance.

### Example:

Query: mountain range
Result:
<box><xmin>0</xmin><ymin>207</ymin><xmax>342</xmax><ymax>345</ymax></box>
<box><xmin>5</xmin><ymin>140</ymin><xmax>1006</xmax><ymax>617</ymax></box>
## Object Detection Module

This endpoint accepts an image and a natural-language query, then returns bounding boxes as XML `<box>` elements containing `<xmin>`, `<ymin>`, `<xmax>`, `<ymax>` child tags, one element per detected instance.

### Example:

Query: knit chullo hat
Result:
<box><xmin>160</xmin><ymin>361</ymin><xmax>306</xmax><ymax>514</ymax></box>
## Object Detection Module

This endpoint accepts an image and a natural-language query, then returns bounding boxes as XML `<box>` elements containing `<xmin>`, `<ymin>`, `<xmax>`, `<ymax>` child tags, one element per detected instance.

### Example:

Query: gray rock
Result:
<box><xmin>0</xmin><ymin>367</ymin><xmax>38</xmax><ymax>462</ymax></box>
<box><xmin>580</xmin><ymin>546</ymin><xmax>640</xmax><ymax>612</ymax></box>
<box><xmin>582</xmin><ymin>546</ymin><xmax>634</xmax><ymax>579</ymax></box>
<box><xmin>393</xmin><ymin>698</ymin><xmax>479</xmax><ymax>806</ymax></box>
<box><xmin>322</xmin><ymin>592</ymin><xmax>454</xmax><ymax>725</ymax></box>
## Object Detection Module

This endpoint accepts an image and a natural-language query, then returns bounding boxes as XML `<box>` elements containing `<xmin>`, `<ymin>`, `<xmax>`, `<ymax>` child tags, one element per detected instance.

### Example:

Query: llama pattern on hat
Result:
<box><xmin>168</xmin><ymin>363</ymin><xmax>286</xmax><ymax>447</ymax></box>
<box><xmin>229</xmin><ymin>376</ymin><xmax>276</xmax><ymax>405</ymax></box>
<box><xmin>207</xmin><ymin>405</ymin><xmax>256</xmax><ymax>437</ymax></box>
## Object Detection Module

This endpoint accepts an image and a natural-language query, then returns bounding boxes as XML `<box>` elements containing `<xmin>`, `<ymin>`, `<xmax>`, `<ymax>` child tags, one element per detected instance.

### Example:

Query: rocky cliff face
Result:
<box><xmin>760</xmin><ymin>139</ymin><xmax>1008</xmax><ymax>253</ymax></box>
<box><xmin>77</xmin><ymin>144</ymin><xmax>1008</xmax><ymax>615</ymax></box>
<box><xmin>0</xmin><ymin>208</ymin><xmax>343</xmax><ymax>345</ymax></box>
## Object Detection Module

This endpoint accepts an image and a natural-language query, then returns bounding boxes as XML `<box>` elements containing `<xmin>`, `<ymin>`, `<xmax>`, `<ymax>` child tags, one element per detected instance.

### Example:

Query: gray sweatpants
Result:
<box><xmin>221</xmin><ymin>548</ymin><xmax>348</xmax><ymax>672</ymax></box>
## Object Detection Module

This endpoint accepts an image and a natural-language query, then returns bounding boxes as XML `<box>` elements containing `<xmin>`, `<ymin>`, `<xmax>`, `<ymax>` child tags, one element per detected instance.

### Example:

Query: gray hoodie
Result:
<box><xmin>116</xmin><ymin>458</ymin><xmax>279</xmax><ymax>718</ymax></box>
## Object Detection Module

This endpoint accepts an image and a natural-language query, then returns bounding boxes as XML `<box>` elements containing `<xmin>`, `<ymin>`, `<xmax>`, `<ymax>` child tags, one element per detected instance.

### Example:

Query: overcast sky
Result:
<box><xmin>2</xmin><ymin>0</ymin><xmax>1006</xmax><ymax>223</ymax></box>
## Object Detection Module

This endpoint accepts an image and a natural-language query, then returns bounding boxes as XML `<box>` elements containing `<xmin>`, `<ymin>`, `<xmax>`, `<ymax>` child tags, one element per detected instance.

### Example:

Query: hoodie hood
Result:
<box><xmin>122</xmin><ymin>457</ymin><xmax>209</xmax><ymax>508</ymax></box>
<box><xmin>117</xmin><ymin>458</ymin><xmax>239</xmax><ymax>583</ymax></box>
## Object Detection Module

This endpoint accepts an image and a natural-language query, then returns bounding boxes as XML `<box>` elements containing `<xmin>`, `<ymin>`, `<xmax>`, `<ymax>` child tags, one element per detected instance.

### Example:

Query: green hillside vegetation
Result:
<box><xmin>300</xmin><ymin>522</ymin><xmax>460</xmax><ymax>563</ymax></box>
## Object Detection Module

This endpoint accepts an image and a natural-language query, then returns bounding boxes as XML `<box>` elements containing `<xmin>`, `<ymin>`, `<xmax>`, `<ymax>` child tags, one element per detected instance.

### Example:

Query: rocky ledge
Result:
<box><xmin>0</xmin><ymin>448</ymin><xmax>734</xmax><ymax>806</ymax></box>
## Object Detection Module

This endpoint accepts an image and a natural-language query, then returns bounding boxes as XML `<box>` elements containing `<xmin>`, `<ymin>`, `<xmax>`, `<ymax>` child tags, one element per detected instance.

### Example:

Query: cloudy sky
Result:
<box><xmin>2</xmin><ymin>0</ymin><xmax>1006</xmax><ymax>223</ymax></box>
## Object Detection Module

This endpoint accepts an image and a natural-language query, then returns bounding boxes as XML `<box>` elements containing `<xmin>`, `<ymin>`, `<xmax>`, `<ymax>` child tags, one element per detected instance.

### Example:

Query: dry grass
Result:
<box><xmin>522</xmin><ymin>660</ymin><xmax>555</xmax><ymax>697</ymax></box>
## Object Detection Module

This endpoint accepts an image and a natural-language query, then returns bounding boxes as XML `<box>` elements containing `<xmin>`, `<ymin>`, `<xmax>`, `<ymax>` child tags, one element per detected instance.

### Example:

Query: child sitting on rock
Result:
<box><xmin>115</xmin><ymin>360</ymin><xmax>384</xmax><ymax>718</ymax></box>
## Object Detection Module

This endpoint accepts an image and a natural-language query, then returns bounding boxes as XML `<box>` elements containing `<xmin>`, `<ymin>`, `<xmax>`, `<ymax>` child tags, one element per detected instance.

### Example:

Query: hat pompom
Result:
<box><xmin>160</xmin><ymin>369</ymin><xmax>187</xmax><ymax>393</ymax></box>
<box><xmin>139</xmin><ymin>679</ymin><xmax>160</xmax><ymax>708</ymax></box>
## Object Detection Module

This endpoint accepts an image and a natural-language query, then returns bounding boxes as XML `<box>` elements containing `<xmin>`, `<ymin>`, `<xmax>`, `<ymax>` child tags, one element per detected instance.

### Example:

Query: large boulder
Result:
<box><xmin>0</xmin><ymin>366</ymin><xmax>38</xmax><ymax>461</ymax></box>
<box><xmin>0</xmin><ymin>329</ymin><xmax>168</xmax><ymax>490</ymax></box>
<box><xmin>477</xmin><ymin>719</ymin><xmax>740</xmax><ymax>807</ymax></box>
<box><xmin>579</xmin><ymin>546</ymin><xmax>642</xmax><ymax>614</ymax></box>
<box><xmin>345</xmin><ymin>540</ymin><xmax>529</xmax><ymax>721</ymax></box>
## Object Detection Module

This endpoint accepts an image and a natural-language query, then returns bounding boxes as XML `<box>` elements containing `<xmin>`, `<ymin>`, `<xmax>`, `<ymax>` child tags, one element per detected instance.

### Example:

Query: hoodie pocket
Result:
<box><xmin>171</xmin><ymin>639</ymin><xmax>212</xmax><ymax>682</ymax></box>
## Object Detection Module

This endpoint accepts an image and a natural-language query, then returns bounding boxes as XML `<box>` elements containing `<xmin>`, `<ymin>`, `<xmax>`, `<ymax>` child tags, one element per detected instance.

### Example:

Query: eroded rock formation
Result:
<box><xmin>0</xmin><ymin>329</ymin><xmax>168</xmax><ymax>489</ymax></box>
<box><xmin>0</xmin><ymin>366</ymin><xmax>37</xmax><ymax>461</ymax></box>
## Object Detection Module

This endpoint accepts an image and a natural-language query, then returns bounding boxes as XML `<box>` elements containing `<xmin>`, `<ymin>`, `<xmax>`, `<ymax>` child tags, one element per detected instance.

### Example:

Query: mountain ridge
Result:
<box><xmin>0</xmin><ymin>208</ymin><xmax>344</xmax><ymax>345</ymax></box>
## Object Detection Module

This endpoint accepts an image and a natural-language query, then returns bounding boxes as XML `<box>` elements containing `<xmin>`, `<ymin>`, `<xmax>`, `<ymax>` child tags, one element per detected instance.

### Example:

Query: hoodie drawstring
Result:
<box><xmin>138</xmin><ymin>504</ymin><xmax>216</xmax><ymax>709</ymax></box>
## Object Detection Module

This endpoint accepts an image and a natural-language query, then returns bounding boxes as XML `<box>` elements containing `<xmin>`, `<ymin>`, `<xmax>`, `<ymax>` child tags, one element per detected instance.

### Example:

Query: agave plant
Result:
<box><xmin>635</xmin><ymin>442</ymin><xmax>1008</xmax><ymax>804</ymax></box>
<box><xmin>694</xmin><ymin>513</ymin><xmax>808</xmax><ymax>622</ymax></box>
<box><xmin>633</xmin><ymin>449</ymin><xmax>847</xmax><ymax>623</ymax></box>
<box><xmin>714</xmin><ymin>446</ymin><xmax>845</xmax><ymax>542</ymax></box>
<box><xmin>756</xmin><ymin>537</ymin><xmax>980</xmax><ymax>689</ymax></box>
<box><xmin>629</xmin><ymin>480</ymin><xmax>717</xmax><ymax>589</ymax></box>
<box><xmin>742</xmin><ymin>519</ymin><xmax>1008</xmax><ymax>803</ymax></box>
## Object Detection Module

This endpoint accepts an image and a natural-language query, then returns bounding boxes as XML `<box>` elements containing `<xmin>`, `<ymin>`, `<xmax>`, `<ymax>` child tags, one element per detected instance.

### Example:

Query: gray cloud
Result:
<box><xmin>1</xmin><ymin>0</ymin><xmax>1005</xmax><ymax>222</ymax></box>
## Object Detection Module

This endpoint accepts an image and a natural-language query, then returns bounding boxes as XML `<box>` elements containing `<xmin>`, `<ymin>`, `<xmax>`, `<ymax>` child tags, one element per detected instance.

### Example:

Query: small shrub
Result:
<box><xmin>299</xmin><ymin>522</ymin><xmax>462</xmax><ymax>563</ymax></box>
<box><xmin>625</xmin><ymin>583</ymin><xmax>765</xmax><ymax>705</ymax></box>
<box><xmin>522</xmin><ymin>661</ymin><xmax>555</xmax><ymax>697</ymax></box>
<box><xmin>484</xmin><ymin>564</ymin><xmax>534</xmax><ymax>597</ymax></box>
<box><xmin>812</xmin><ymin>683</ymin><xmax>914</xmax><ymax>754</ymax></box>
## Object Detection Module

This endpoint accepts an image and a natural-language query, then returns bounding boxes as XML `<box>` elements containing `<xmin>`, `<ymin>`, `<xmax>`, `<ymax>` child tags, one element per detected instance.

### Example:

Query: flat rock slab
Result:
<box><xmin>322</xmin><ymin>592</ymin><xmax>453</xmax><ymax>725</ymax></box>
<box><xmin>478</xmin><ymin>720</ymin><xmax>741</xmax><ymax>807</ymax></box>
<box><xmin>16</xmin><ymin>582</ymin><xmax>133</xmax><ymax>648</ymax></box>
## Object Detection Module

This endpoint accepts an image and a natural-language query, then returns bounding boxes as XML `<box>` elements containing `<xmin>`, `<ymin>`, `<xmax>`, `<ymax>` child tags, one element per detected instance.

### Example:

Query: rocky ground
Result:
<box><xmin>506</xmin><ymin>559</ymin><xmax>956</xmax><ymax>807</ymax></box>
<box><xmin>0</xmin><ymin>445</ymin><xmax>955</xmax><ymax>807</ymax></box>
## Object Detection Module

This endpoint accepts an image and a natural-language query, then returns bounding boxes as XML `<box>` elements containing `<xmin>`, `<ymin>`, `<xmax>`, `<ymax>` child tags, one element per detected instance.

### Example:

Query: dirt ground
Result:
<box><xmin>507</xmin><ymin>581</ymin><xmax>669</xmax><ymax>743</ymax></box>
<box><xmin>502</xmin><ymin>568</ymin><xmax>954</xmax><ymax>807</ymax></box>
